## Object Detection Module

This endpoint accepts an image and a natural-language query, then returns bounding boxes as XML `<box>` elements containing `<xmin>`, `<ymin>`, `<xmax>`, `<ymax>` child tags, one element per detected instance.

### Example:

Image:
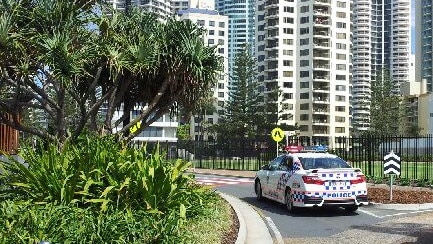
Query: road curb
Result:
<box><xmin>219</xmin><ymin>192</ymin><xmax>273</xmax><ymax>244</ymax></box>
<box><xmin>367</xmin><ymin>202</ymin><xmax>433</xmax><ymax>211</ymax></box>
<box><xmin>218</xmin><ymin>192</ymin><xmax>247</xmax><ymax>244</ymax></box>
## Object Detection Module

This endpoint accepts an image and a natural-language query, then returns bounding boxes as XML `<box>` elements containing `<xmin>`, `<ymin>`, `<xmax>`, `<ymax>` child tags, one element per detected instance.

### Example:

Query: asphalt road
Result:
<box><xmin>195</xmin><ymin>174</ymin><xmax>433</xmax><ymax>240</ymax></box>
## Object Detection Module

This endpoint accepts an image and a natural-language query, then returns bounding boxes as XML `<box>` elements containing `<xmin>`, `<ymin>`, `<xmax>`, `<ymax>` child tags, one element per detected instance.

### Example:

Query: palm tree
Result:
<box><xmin>0</xmin><ymin>1</ymin><xmax>222</xmax><ymax>145</ymax></box>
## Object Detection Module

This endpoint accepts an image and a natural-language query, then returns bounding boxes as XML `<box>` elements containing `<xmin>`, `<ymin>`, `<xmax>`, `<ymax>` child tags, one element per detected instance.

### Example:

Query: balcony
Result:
<box><xmin>314</xmin><ymin>0</ymin><xmax>331</xmax><ymax>5</ymax></box>
<box><xmin>265</xmin><ymin>0</ymin><xmax>279</xmax><ymax>8</ymax></box>
<box><xmin>314</xmin><ymin>17</ymin><xmax>330</xmax><ymax>26</ymax></box>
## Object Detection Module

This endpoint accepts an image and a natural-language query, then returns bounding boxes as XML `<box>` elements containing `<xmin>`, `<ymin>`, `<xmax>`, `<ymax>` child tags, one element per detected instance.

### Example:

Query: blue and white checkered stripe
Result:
<box><xmin>292</xmin><ymin>190</ymin><xmax>367</xmax><ymax>202</ymax></box>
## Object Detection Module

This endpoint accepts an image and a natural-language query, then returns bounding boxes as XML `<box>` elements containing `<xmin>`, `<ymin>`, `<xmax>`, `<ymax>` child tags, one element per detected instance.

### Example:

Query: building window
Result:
<box><xmin>336</xmin><ymin>53</ymin><xmax>346</xmax><ymax>60</ymax></box>
<box><xmin>218</xmin><ymin>92</ymin><xmax>224</xmax><ymax>97</ymax></box>
<box><xmin>299</xmin><ymin>125</ymin><xmax>309</xmax><ymax>131</ymax></box>
<box><xmin>300</xmin><ymin>81</ymin><xmax>309</xmax><ymax>88</ymax></box>
<box><xmin>284</xmin><ymin>17</ymin><xmax>294</xmax><ymax>24</ymax></box>
<box><xmin>336</xmin><ymin>75</ymin><xmax>346</xmax><ymax>80</ymax></box>
<box><xmin>300</xmin><ymin>6</ymin><xmax>309</xmax><ymax>13</ymax></box>
<box><xmin>336</xmin><ymin>43</ymin><xmax>346</xmax><ymax>49</ymax></box>
<box><xmin>283</xmin><ymin>60</ymin><xmax>293</xmax><ymax>66</ymax></box>
<box><xmin>300</xmin><ymin>60</ymin><xmax>309</xmax><ymax>67</ymax></box>
<box><xmin>283</xmin><ymin>93</ymin><xmax>293</xmax><ymax>99</ymax></box>
<box><xmin>300</xmin><ymin>16</ymin><xmax>309</xmax><ymax>24</ymax></box>
<box><xmin>284</xmin><ymin>6</ymin><xmax>294</xmax><ymax>13</ymax></box>
<box><xmin>336</xmin><ymin>64</ymin><xmax>346</xmax><ymax>70</ymax></box>
<box><xmin>283</xmin><ymin>39</ymin><xmax>294</xmax><ymax>45</ymax></box>
<box><xmin>300</xmin><ymin>92</ymin><xmax>309</xmax><ymax>99</ymax></box>
<box><xmin>209</xmin><ymin>30</ymin><xmax>214</xmax><ymax>35</ymax></box>
<box><xmin>300</xmin><ymin>27</ymin><xmax>309</xmax><ymax>35</ymax></box>
<box><xmin>335</xmin><ymin>106</ymin><xmax>346</xmax><ymax>112</ymax></box>
<box><xmin>209</xmin><ymin>21</ymin><xmax>215</xmax><ymax>26</ymax></box>
<box><xmin>218</xmin><ymin>39</ymin><xmax>224</xmax><ymax>45</ymax></box>
<box><xmin>336</xmin><ymin>22</ymin><xmax>347</xmax><ymax>28</ymax></box>
<box><xmin>336</xmin><ymin>12</ymin><xmax>346</xmax><ymax>18</ymax></box>
<box><xmin>300</xmin><ymin>38</ymin><xmax>309</xmax><ymax>45</ymax></box>
<box><xmin>219</xmin><ymin>22</ymin><xmax>225</xmax><ymax>28</ymax></box>
<box><xmin>335</xmin><ymin>85</ymin><xmax>346</xmax><ymax>91</ymax></box>
<box><xmin>335</xmin><ymin>127</ymin><xmax>345</xmax><ymax>133</ymax></box>
<box><xmin>300</xmin><ymin>71</ymin><xmax>309</xmax><ymax>77</ymax></box>
<box><xmin>197</xmin><ymin>20</ymin><xmax>205</xmax><ymax>26</ymax></box>
<box><xmin>218</xmin><ymin>31</ymin><xmax>225</xmax><ymax>36</ymax></box>
<box><xmin>335</xmin><ymin>116</ymin><xmax>345</xmax><ymax>122</ymax></box>
<box><xmin>300</xmin><ymin>103</ymin><xmax>309</xmax><ymax>110</ymax></box>
<box><xmin>283</xmin><ymin>28</ymin><xmax>294</xmax><ymax>34</ymax></box>
<box><xmin>283</xmin><ymin>49</ymin><xmax>293</xmax><ymax>56</ymax></box>
<box><xmin>337</xmin><ymin>1</ymin><xmax>346</xmax><ymax>8</ymax></box>
<box><xmin>335</xmin><ymin>95</ymin><xmax>346</xmax><ymax>102</ymax></box>
<box><xmin>300</xmin><ymin>49</ymin><xmax>309</xmax><ymax>56</ymax></box>
<box><xmin>283</xmin><ymin>82</ymin><xmax>293</xmax><ymax>88</ymax></box>
<box><xmin>283</xmin><ymin>71</ymin><xmax>293</xmax><ymax>77</ymax></box>
<box><xmin>336</xmin><ymin>33</ymin><xmax>346</xmax><ymax>39</ymax></box>
<box><xmin>300</xmin><ymin>114</ymin><xmax>309</xmax><ymax>121</ymax></box>
<box><xmin>208</xmin><ymin>39</ymin><xmax>214</xmax><ymax>45</ymax></box>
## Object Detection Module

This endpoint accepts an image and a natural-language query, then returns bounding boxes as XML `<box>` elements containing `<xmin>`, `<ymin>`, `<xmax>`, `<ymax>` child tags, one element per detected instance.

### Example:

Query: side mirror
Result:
<box><xmin>261</xmin><ymin>164</ymin><xmax>270</xmax><ymax>170</ymax></box>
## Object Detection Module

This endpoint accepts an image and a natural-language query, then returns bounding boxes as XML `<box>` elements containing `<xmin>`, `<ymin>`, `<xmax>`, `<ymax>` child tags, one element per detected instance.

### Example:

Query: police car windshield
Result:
<box><xmin>298</xmin><ymin>157</ymin><xmax>351</xmax><ymax>170</ymax></box>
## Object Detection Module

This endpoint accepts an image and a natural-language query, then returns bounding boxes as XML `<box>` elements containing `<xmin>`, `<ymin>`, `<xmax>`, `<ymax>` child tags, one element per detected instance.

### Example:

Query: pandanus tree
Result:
<box><xmin>0</xmin><ymin>0</ymin><xmax>222</xmax><ymax>145</ymax></box>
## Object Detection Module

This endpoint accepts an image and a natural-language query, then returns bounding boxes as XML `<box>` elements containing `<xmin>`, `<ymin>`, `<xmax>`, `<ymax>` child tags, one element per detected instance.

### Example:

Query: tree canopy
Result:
<box><xmin>210</xmin><ymin>44</ymin><xmax>263</xmax><ymax>140</ymax></box>
<box><xmin>369</xmin><ymin>69</ymin><xmax>402</xmax><ymax>136</ymax></box>
<box><xmin>0</xmin><ymin>0</ymin><xmax>222</xmax><ymax>144</ymax></box>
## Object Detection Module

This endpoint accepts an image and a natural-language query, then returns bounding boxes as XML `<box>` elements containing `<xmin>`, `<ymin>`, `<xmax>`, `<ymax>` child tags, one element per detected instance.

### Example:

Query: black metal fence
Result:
<box><xmin>130</xmin><ymin>135</ymin><xmax>433</xmax><ymax>181</ymax></box>
<box><xmin>334</xmin><ymin>135</ymin><xmax>433</xmax><ymax>181</ymax></box>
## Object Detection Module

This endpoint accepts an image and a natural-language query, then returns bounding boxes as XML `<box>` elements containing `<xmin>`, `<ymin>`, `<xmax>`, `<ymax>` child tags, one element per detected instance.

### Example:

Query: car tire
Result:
<box><xmin>344</xmin><ymin>205</ymin><xmax>358</xmax><ymax>212</ymax></box>
<box><xmin>255</xmin><ymin>180</ymin><xmax>263</xmax><ymax>201</ymax></box>
<box><xmin>285</xmin><ymin>188</ymin><xmax>296</xmax><ymax>213</ymax></box>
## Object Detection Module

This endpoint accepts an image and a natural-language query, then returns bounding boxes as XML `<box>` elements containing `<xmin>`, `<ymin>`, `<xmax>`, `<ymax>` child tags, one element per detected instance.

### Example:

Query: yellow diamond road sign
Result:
<box><xmin>271</xmin><ymin>127</ymin><xmax>284</xmax><ymax>142</ymax></box>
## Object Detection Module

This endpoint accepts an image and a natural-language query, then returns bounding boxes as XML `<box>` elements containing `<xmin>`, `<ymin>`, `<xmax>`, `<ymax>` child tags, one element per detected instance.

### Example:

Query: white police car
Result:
<box><xmin>254</xmin><ymin>146</ymin><xmax>368</xmax><ymax>212</ymax></box>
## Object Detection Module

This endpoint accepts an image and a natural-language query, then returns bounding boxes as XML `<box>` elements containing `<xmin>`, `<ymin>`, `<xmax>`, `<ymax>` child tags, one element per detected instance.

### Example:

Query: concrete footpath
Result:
<box><xmin>190</xmin><ymin>168</ymin><xmax>433</xmax><ymax>244</ymax></box>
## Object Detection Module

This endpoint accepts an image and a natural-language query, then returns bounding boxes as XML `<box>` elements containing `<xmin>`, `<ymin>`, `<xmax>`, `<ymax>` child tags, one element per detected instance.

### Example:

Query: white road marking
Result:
<box><xmin>265</xmin><ymin>216</ymin><xmax>284</xmax><ymax>244</ymax></box>
<box><xmin>195</xmin><ymin>177</ymin><xmax>254</xmax><ymax>186</ymax></box>
<box><xmin>358</xmin><ymin>208</ymin><xmax>433</xmax><ymax>219</ymax></box>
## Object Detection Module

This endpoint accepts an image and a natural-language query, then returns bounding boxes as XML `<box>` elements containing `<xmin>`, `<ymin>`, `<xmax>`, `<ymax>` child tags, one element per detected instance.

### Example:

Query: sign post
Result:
<box><xmin>271</xmin><ymin>127</ymin><xmax>284</xmax><ymax>156</ymax></box>
<box><xmin>383</xmin><ymin>150</ymin><xmax>401</xmax><ymax>202</ymax></box>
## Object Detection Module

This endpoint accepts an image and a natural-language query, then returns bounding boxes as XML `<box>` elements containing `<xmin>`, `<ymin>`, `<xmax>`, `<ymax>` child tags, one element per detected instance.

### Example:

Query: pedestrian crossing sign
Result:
<box><xmin>271</xmin><ymin>127</ymin><xmax>284</xmax><ymax>142</ymax></box>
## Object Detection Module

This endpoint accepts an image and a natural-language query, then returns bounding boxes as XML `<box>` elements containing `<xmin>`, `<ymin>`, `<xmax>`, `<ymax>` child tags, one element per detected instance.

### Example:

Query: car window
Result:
<box><xmin>278</xmin><ymin>157</ymin><xmax>289</xmax><ymax>171</ymax></box>
<box><xmin>269</xmin><ymin>156</ymin><xmax>284</xmax><ymax>171</ymax></box>
<box><xmin>298</xmin><ymin>156</ymin><xmax>351</xmax><ymax>170</ymax></box>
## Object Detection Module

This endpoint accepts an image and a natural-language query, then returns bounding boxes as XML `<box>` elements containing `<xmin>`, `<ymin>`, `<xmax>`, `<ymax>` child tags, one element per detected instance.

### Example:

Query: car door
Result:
<box><xmin>262</xmin><ymin>156</ymin><xmax>283</xmax><ymax>199</ymax></box>
<box><xmin>267</xmin><ymin>155</ymin><xmax>288</xmax><ymax>201</ymax></box>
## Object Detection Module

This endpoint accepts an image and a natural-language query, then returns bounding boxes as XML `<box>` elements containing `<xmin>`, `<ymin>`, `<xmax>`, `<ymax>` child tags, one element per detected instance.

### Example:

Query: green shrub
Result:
<box><xmin>0</xmin><ymin>200</ymin><xmax>188</xmax><ymax>243</ymax></box>
<box><xmin>0</xmin><ymin>134</ymin><xmax>200</xmax><ymax>215</ymax></box>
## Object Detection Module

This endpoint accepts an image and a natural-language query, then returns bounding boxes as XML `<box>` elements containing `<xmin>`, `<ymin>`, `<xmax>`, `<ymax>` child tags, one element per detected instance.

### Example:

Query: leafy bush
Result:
<box><xmin>0</xmin><ymin>200</ymin><xmax>188</xmax><ymax>243</ymax></box>
<box><xmin>0</xmin><ymin>134</ymin><xmax>201</xmax><ymax>215</ymax></box>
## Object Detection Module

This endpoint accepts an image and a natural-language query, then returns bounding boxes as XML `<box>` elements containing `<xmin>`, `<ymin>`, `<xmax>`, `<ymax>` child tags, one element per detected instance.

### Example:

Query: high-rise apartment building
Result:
<box><xmin>172</xmin><ymin>0</ymin><xmax>215</xmax><ymax>13</ymax></box>
<box><xmin>352</xmin><ymin>0</ymin><xmax>411</xmax><ymax>131</ymax></box>
<box><xmin>416</xmin><ymin>0</ymin><xmax>433</xmax><ymax>92</ymax></box>
<box><xmin>216</xmin><ymin>0</ymin><xmax>255</xmax><ymax>89</ymax></box>
<box><xmin>106</xmin><ymin>0</ymin><xmax>172</xmax><ymax>19</ymax></box>
<box><xmin>178</xmin><ymin>8</ymin><xmax>229</xmax><ymax>141</ymax></box>
<box><xmin>255</xmin><ymin>0</ymin><xmax>352</xmax><ymax>147</ymax></box>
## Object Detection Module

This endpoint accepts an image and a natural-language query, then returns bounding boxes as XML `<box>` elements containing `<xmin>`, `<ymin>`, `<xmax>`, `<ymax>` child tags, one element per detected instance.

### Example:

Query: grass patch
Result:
<box><xmin>181</xmin><ymin>191</ymin><xmax>233</xmax><ymax>244</ymax></box>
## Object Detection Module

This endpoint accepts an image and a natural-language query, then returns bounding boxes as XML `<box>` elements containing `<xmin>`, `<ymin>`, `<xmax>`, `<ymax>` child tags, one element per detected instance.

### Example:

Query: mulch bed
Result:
<box><xmin>368</xmin><ymin>184</ymin><xmax>433</xmax><ymax>204</ymax></box>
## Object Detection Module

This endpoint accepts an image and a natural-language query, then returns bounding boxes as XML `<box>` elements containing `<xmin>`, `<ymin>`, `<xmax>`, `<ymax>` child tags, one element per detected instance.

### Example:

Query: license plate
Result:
<box><xmin>331</xmin><ymin>181</ymin><xmax>347</xmax><ymax>187</ymax></box>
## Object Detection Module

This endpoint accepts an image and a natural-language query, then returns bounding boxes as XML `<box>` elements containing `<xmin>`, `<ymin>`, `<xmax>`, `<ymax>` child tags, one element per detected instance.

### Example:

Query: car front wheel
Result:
<box><xmin>255</xmin><ymin>180</ymin><xmax>263</xmax><ymax>201</ymax></box>
<box><xmin>285</xmin><ymin>188</ymin><xmax>296</xmax><ymax>213</ymax></box>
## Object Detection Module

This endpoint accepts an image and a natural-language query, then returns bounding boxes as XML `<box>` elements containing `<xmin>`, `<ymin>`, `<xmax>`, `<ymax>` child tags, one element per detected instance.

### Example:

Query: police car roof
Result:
<box><xmin>289</xmin><ymin>152</ymin><xmax>339</xmax><ymax>158</ymax></box>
